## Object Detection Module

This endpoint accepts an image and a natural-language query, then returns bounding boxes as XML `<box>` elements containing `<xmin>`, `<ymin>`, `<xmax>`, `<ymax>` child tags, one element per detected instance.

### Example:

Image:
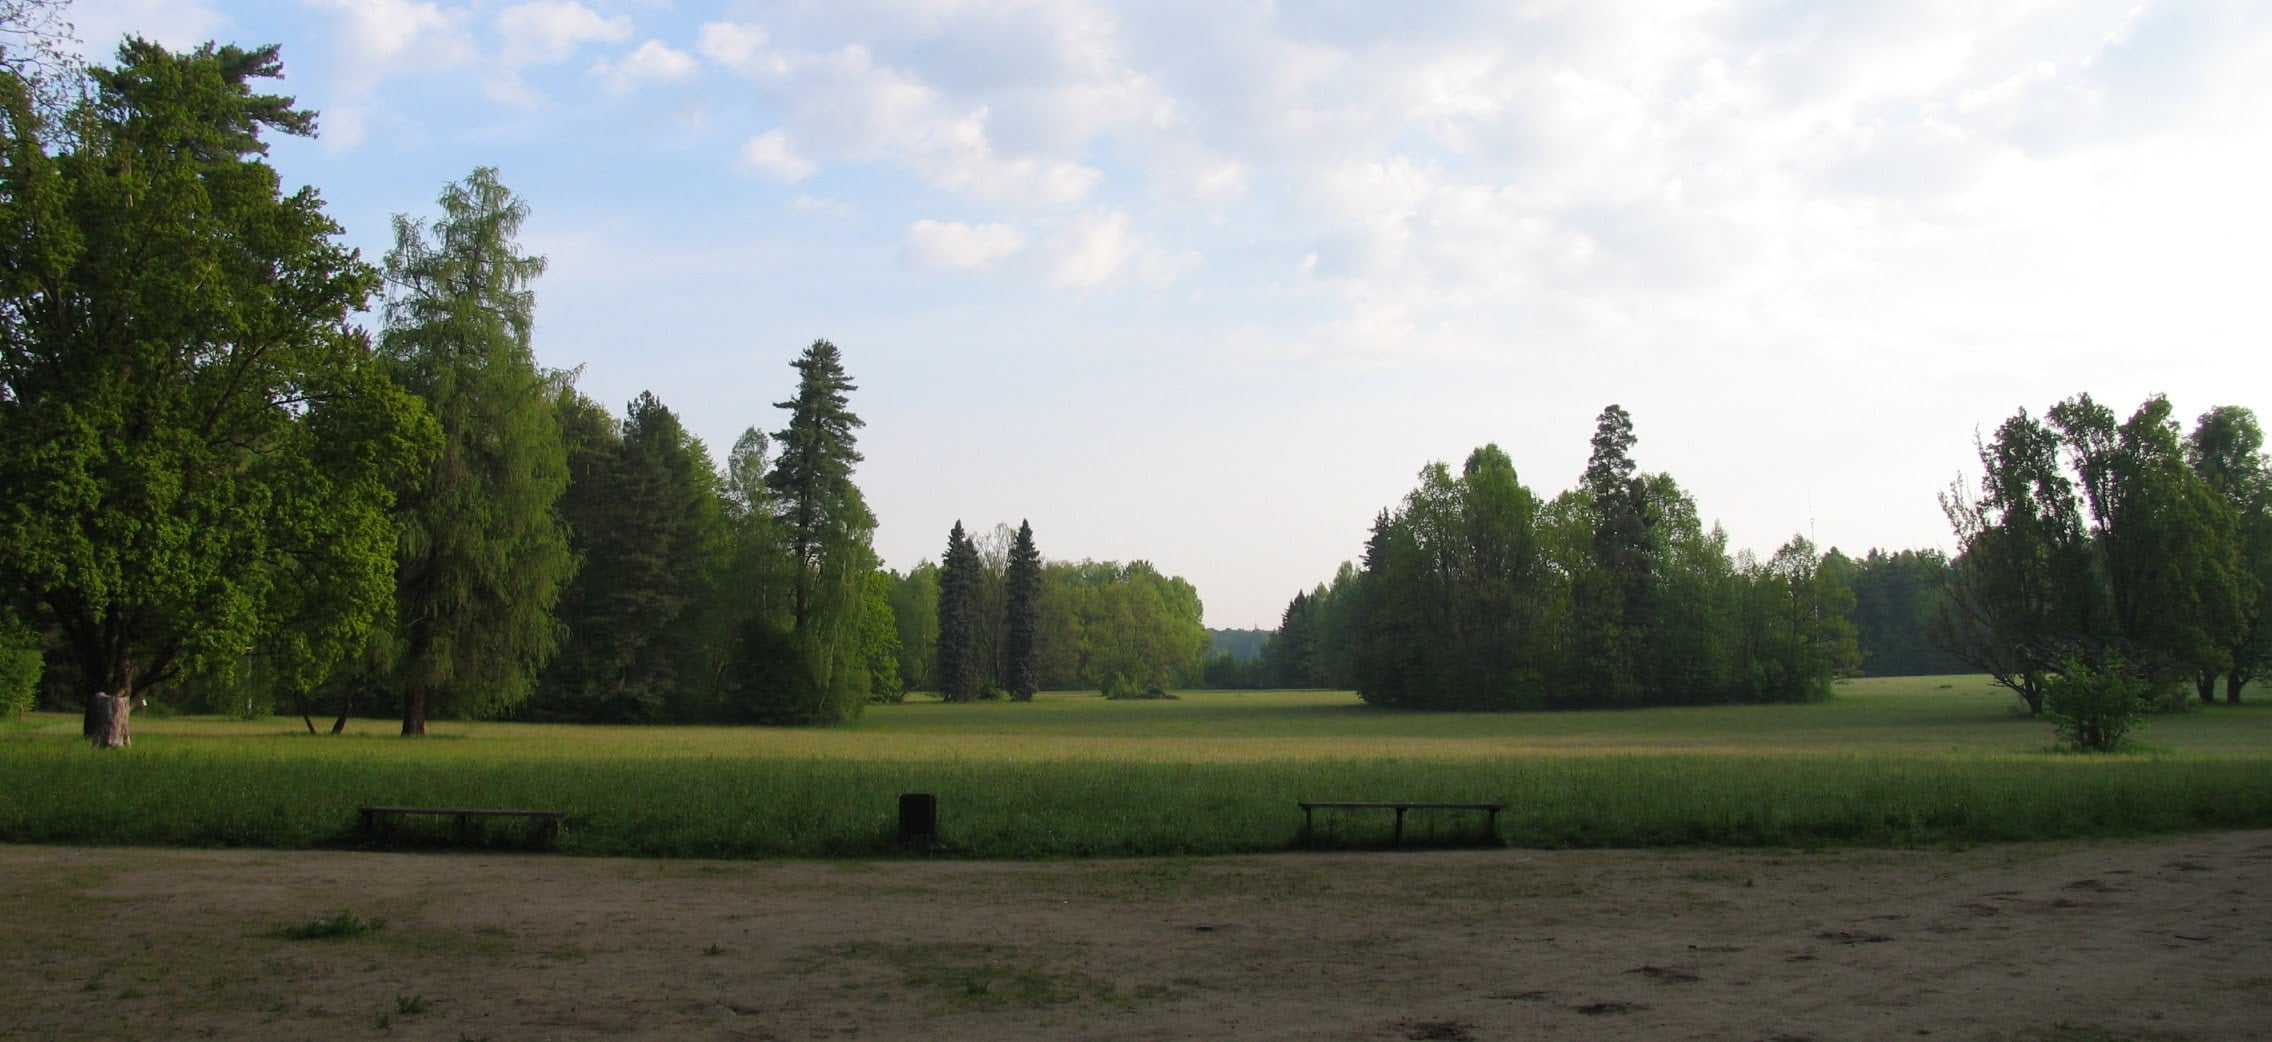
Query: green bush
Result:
<box><xmin>0</xmin><ymin>615</ymin><xmax>39</xmax><ymax>720</ymax></box>
<box><xmin>2043</xmin><ymin>657</ymin><xmax>2152</xmax><ymax>752</ymax></box>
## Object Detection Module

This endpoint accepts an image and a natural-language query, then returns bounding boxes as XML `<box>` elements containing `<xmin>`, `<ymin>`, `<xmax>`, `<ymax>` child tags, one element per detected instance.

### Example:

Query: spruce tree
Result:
<box><xmin>1004</xmin><ymin>520</ymin><xmax>1042</xmax><ymax>701</ymax></box>
<box><xmin>767</xmin><ymin>340</ymin><xmax>868</xmax><ymax>633</ymax></box>
<box><xmin>381</xmin><ymin>168</ymin><xmax>574</xmax><ymax>735</ymax></box>
<box><xmin>935</xmin><ymin>521</ymin><xmax>983</xmax><ymax>702</ymax></box>
<box><xmin>737</xmin><ymin>339</ymin><xmax>876</xmax><ymax>723</ymax></box>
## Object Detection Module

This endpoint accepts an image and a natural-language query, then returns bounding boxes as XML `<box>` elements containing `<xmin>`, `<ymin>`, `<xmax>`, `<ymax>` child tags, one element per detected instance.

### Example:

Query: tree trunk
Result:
<box><xmin>2197</xmin><ymin>671</ymin><xmax>2217</xmax><ymax>704</ymax></box>
<box><xmin>88</xmin><ymin>691</ymin><xmax>132</xmax><ymax>749</ymax></box>
<box><xmin>2230</xmin><ymin>673</ymin><xmax>2248</xmax><ymax>705</ymax></box>
<box><xmin>402</xmin><ymin>682</ymin><xmax>427</xmax><ymax>735</ymax></box>
<box><xmin>331</xmin><ymin>686</ymin><xmax>352</xmax><ymax>734</ymax></box>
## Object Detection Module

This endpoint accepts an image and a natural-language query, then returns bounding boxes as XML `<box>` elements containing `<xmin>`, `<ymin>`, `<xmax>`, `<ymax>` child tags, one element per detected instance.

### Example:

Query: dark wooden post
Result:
<box><xmin>898</xmin><ymin>792</ymin><xmax>937</xmax><ymax>846</ymax></box>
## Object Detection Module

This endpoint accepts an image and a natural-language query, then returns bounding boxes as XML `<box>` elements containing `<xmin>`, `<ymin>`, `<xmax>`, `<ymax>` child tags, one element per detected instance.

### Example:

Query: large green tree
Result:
<box><xmin>731</xmin><ymin>339</ymin><xmax>876</xmax><ymax>724</ymax></box>
<box><xmin>1933</xmin><ymin>410</ymin><xmax>2101</xmax><ymax>715</ymax></box>
<box><xmin>380</xmin><ymin>167</ymin><xmax>573</xmax><ymax>735</ymax></box>
<box><xmin>0</xmin><ymin>40</ymin><xmax>432</xmax><ymax>746</ymax></box>
<box><xmin>935</xmin><ymin>521</ymin><xmax>983</xmax><ymax>702</ymax></box>
<box><xmin>2050</xmin><ymin>394</ymin><xmax>2244</xmax><ymax>689</ymax></box>
<box><xmin>2185</xmin><ymin>406</ymin><xmax>2271</xmax><ymax>703</ymax></box>
<box><xmin>1576</xmin><ymin>404</ymin><xmax>1656</xmax><ymax>704</ymax></box>
<box><xmin>538</xmin><ymin>390</ymin><xmax>723</xmax><ymax>722</ymax></box>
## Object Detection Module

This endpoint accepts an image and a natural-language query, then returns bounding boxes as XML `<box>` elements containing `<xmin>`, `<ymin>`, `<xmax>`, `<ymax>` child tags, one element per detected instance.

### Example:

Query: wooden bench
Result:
<box><xmin>358</xmin><ymin>805</ymin><xmax>567</xmax><ymax>849</ymax></box>
<box><xmin>1299</xmin><ymin>801</ymin><xmax>1504</xmax><ymax>848</ymax></box>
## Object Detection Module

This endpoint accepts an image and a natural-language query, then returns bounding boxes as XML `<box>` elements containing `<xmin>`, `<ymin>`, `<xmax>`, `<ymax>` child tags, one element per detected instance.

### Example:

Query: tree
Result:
<box><xmin>2050</xmin><ymin>394</ymin><xmax>2244</xmax><ymax>691</ymax></box>
<box><xmin>1933</xmin><ymin>410</ymin><xmax>2101</xmax><ymax>715</ymax></box>
<box><xmin>380</xmin><ymin>167</ymin><xmax>573</xmax><ymax>735</ymax></box>
<box><xmin>735</xmin><ymin>338</ymin><xmax>876</xmax><ymax>724</ymax></box>
<box><xmin>2186</xmin><ymin>406</ymin><xmax>2272</xmax><ymax>703</ymax></box>
<box><xmin>884</xmin><ymin>563</ymin><xmax>940</xmax><ymax>695</ymax></box>
<box><xmin>1004</xmin><ymin>519</ymin><xmax>1042</xmax><ymax>700</ymax></box>
<box><xmin>1355</xmin><ymin>446</ymin><xmax>1551</xmax><ymax>710</ymax></box>
<box><xmin>935</xmin><ymin>521</ymin><xmax>982</xmax><ymax>702</ymax></box>
<box><xmin>1734</xmin><ymin>536</ymin><xmax>1859</xmax><ymax>703</ymax></box>
<box><xmin>767</xmin><ymin>339</ymin><xmax>867</xmax><ymax>633</ymax></box>
<box><xmin>537</xmin><ymin>390</ymin><xmax>723</xmax><ymax>722</ymax></box>
<box><xmin>1844</xmin><ymin>549</ymin><xmax>1969</xmax><ymax>676</ymax></box>
<box><xmin>0</xmin><ymin>40</ymin><xmax>433</xmax><ymax>747</ymax></box>
<box><xmin>859</xmin><ymin>570</ymin><xmax>903</xmax><ymax>702</ymax></box>
<box><xmin>1576</xmin><ymin>404</ymin><xmax>1657</xmax><ymax>704</ymax></box>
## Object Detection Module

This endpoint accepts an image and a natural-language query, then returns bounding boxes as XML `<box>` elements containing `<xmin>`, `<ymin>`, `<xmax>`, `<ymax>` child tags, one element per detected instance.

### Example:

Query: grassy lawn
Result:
<box><xmin>4</xmin><ymin>676</ymin><xmax>2269</xmax><ymax>858</ymax></box>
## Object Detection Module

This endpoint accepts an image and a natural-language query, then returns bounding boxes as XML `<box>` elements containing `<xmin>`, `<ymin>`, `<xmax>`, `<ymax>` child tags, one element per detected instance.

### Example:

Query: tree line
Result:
<box><xmin>885</xmin><ymin>523</ymin><xmax>1211</xmax><ymax>701</ymax></box>
<box><xmin>1242</xmin><ymin>407</ymin><xmax>1861</xmax><ymax>710</ymax></box>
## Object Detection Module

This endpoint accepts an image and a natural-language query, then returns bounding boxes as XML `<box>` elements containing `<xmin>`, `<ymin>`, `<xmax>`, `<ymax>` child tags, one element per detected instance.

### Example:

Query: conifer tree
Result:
<box><xmin>732</xmin><ymin>339</ymin><xmax>876</xmax><ymax>724</ymax></box>
<box><xmin>768</xmin><ymin>340</ymin><xmax>868</xmax><ymax>633</ymax></box>
<box><xmin>381</xmin><ymin>168</ymin><xmax>573</xmax><ymax>735</ymax></box>
<box><xmin>936</xmin><ymin>522</ymin><xmax>983</xmax><ymax>702</ymax></box>
<box><xmin>1004</xmin><ymin>520</ymin><xmax>1042</xmax><ymax>700</ymax></box>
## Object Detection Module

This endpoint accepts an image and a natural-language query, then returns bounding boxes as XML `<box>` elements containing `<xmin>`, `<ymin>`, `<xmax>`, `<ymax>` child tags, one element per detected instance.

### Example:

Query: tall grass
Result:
<box><xmin>3</xmin><ymin>678</ymin><xmax>2268</xmax><ymax>858</ymax></box>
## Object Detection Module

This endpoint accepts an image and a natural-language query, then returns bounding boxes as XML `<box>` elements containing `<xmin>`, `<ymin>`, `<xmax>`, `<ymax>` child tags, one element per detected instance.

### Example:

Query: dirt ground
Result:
<box><xmin>3</xmin><ymin>832</ymin><xmax>2269</xmax><ymax>1042</ymax></box>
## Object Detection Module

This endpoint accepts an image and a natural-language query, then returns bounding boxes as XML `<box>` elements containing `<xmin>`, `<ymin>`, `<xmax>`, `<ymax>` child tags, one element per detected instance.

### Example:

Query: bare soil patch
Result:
<box><xmin>5</xmin><ymin>832</ymin><xmax>2270</xmax><ymax>1040</ymax></box>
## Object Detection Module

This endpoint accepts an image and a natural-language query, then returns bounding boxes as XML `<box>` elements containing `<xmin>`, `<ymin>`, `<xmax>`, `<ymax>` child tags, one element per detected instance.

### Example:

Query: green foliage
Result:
<box><xmin>724</xmin><ymin>340</ymin><xmax>876</xmax><ymax>725</ymax></box>
<box><xmin>381</xmin><ymin>167</ymin><xmax>572</xmax><ymax>734</ymax></box>
<box><xmin>936</xmin><ymin>521</ymin><xmax>983</xmax><ymax>702</ymax></box>
<box><xmin>0</xmin><ymin>611</ymin><xmax>36</xmax><ymax>719</ymax></box>
<box><xmin>1843</xmin><ymin>548</ymin><xmax>1969</xmax><ymax>676</ymax></box>
<box><xmin>537</xmin><ymin>389</ymin><xmax>725</xmax><ymax>723</ymax></box>
<box><xmin>1004</xmin><ymin>520</ymin><xmax>1042</xmax><ymax>701</ymax></box>
<box><xmin>861</xmin><ymin>570</ymin><xmax>903</xmax><ymax>703</ymax></box>
<box><xmin>1942</xmin><ymin>394</ymin><xmax>2264</xmax><ymax>713</ymax></box>
<box><xmin>1032</xmin><ymin>559</ymin><xmax>1209</xmax><ymax>691</ymax></box>
<box><xmin>1353</xmin><ymin>430</ymin><xmax>1837</xmax><ymax>710</ymax></box>
<box><xmin>2185</xmin><ymin>405</ymin><xmax>2272</xmax><ymax>703</ymax></box>
<box><xmin>0</xmin><ymin>41</ymin><xmax>432</xmax><ymax>727</ymax></box>
<box><xmin>2043</xmin><ymin>656</ymin><xmax>2153</xmax><ymax>752</ymax></box>
<box><xmin>886</xmin><ymin>563</ymin><xmax>940</xmax><ymax>694</ymax></box>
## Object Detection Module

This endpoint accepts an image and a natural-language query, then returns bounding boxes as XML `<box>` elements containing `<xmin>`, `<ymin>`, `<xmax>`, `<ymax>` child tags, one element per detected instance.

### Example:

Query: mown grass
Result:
<box><xmin>3</xmin><ymin>677</ymin><xmax>2268</xmax><ymax>858</ymax></box>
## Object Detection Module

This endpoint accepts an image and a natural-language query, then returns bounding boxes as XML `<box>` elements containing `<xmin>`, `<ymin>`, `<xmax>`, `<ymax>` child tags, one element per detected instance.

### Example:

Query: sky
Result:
<box><xmin>63</xmin><ymin>0</ymin><xmax>2272</xmax><ymax>629</ymax></box>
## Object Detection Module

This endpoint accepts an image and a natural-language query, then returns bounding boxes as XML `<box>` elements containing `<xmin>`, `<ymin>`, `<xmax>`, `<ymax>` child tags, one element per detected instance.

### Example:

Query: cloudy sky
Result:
<box><xmin>68</xmin><ymin>0</ymin><xmax>2272</xmax><ymax>628</ymax></box>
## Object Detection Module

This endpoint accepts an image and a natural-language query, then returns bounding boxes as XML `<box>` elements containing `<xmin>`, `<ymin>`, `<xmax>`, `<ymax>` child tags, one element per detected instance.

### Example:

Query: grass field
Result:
<box><xmin>4</xmin><ymin>676</ymin><xmax>2269</xmax><ymax>859</ymax></box>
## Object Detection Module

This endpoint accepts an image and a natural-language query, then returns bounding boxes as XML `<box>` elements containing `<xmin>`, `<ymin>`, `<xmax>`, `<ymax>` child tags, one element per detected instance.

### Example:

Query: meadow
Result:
<box><xmin>4</xmin><ymin>676</ymin><xmax>2270</xmax><ymax>859</ymax></box>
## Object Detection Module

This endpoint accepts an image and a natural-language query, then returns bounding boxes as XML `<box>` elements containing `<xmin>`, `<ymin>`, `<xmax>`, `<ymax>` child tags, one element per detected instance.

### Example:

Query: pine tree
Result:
<box><xmin>381</xmin><ymin>168</ymin><xmax>574</xmax><ymax>735</ymax></box>
<box><xmin>1004</xmin><ymin>520</ymin><xmax>1042</xmax><ymax>701</ymax></box>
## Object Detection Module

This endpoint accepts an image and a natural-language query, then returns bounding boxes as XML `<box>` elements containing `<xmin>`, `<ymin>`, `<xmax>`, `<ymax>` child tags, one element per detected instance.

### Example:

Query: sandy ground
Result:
<box><xmin>3</xmin><ymin>833</ymin><xmax>2269</xmax><ymax>1042</ymax></box>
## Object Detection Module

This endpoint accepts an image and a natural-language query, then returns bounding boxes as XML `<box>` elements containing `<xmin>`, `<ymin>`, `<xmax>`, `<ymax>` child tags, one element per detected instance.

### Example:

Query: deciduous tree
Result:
<box><xmin>0</xmin><ymin>41</ymin><xmax>433</xmax><ymax>747</ymax></box>
<box><xmin>380</xmin><ymin>167</ymin><xmax>572</xmax><ymax>735</ymax></box>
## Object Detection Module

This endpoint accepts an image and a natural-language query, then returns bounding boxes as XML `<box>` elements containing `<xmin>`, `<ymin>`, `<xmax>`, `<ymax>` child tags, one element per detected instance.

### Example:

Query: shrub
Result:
<box><xmin>2043</xmin><ymin>656</ymin><xmax>2152</xmax><ymax>752</ymax></box>
<box><xmin>0</xmin><ymin>614</ymin><xmax>38</xmax><ymax>721</ymax></box>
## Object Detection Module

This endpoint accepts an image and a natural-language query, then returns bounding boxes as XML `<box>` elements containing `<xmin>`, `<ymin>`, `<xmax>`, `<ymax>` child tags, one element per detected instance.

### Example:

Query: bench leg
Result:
<box><xmin>1392</xmin><ymin>807</ymin><xmax>1406</xmax><ymax>848</ymax></box>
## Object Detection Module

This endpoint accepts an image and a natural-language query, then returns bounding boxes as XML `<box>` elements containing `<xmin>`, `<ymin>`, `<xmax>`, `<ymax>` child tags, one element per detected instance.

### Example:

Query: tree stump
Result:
<box><xmin>88</xmin><ymin>692</ymin><xmax>132</xmax><ymax>749</ymax></box>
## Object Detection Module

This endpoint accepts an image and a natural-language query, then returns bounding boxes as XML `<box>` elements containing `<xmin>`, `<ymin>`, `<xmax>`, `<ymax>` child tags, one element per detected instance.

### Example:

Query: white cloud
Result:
<box><xmin>697</xmin><ymin>21</ymin><xmax>774</xmax><ymax>74</ymax></box>
<box><xmin>739</xmin><ymin>130</ymin><xmax>815</xmax><ymax>181</ymax></box>
<box><xmin>592</xmin><ymin>40</ymin><xmax>699</xmax><ymax>94</ymax></box>
<box><xmin>496</xmin><ymin>1</ymin><xmax>632</xmax><ymax>67</ymax></box>
<box><xmin>69</xmin><ymin>0</ymin><xmax>229</xmax><ymax>58</ymax></box>
<box><xmin>700</xmin><ymin>25</ymin><xmax>1104</xmax><ymax>207</ymax></box>
<box><xmin>1036</xmin><ymin>211</ymin><xmax>1194</xmax><ymax>288</ymax></box>
<box><xmin>305</xmin><ymin>0</ymin><xmax>474</xmax><ymax>92</ymax></box>
<box><xmin>904</xmin><ymin>219</ymin><xmax>1026</xmax><ymax>272</ymax></box>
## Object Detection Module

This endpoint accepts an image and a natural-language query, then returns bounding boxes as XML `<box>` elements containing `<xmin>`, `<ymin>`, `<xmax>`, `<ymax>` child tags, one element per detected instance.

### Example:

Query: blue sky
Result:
<box><xmin>67</xmin><ymin>0</ymin><xmax>2272</xmax><ymax>628</ymax></box>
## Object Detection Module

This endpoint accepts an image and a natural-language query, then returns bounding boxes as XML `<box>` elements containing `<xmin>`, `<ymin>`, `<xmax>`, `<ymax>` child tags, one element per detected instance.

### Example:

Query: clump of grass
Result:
<box><xmin>394</xmin><ymin>994</ymin><xmax>426</xmax><ymax>1015</ymax></box>
<box><xmin>272</xmin><ymin>910</ymin><xmax>386</xmax><ymax>940</ymax></box>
